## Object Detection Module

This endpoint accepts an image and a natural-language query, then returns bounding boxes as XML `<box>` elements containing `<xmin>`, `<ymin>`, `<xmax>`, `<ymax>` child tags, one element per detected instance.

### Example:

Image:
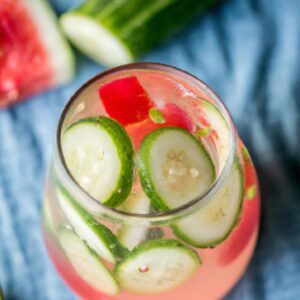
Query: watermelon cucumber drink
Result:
<box><xmin>43</xmin><ymin>63</ymin><xmax>260</xmax><ymax>300</ymax></box>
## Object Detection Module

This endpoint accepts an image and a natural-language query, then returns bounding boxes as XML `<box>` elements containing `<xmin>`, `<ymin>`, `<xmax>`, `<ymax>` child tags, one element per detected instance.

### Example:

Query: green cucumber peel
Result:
<box><xmin>116</xmin><ymin>238</ymin><xmax>200</xmax><ymax>264</ymax></box>
<box><xmin>60</xmin><ymin>0</ymin><xmax>220</xmax><ymax>65</ymax></box>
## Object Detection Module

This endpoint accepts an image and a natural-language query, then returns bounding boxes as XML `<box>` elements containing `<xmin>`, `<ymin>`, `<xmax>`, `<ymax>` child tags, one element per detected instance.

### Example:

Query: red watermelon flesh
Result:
<box><xmin>99</xmin><ymin>76</ymin><xmax>153</xmax><ymax>126</ymax></box>
<box><xmin>0</xmin><ymin>0</ymin><xmax>73</xmax><ymax>108</ymax></box>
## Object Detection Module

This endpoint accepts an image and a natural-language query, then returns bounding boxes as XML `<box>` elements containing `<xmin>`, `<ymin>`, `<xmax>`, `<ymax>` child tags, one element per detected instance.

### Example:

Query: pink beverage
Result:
<box><xmin>42</xmin><ymin>63</ymin><xmax>260</xmax><ymax>300</ymax></box>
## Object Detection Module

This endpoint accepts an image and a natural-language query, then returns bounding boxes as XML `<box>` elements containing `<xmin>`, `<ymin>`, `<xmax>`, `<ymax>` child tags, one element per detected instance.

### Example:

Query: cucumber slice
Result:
<box><xmin>56</xmin><ymin>187</ymin><xmax>127</xmax><ymax>263</ymax></box>
<box><xmin>118</xmin><ymin>190</ymin><xmax>151</xmax><ymax>250</ymax></box>
<box><xmin>23</xmin><ymin>0</ymin><xmax>75</xmax><ymax>85</ymax></box>
<box><xmin>62</xmin><ymin>117</ymin><xmax>134</xmax><ymax>207</ymax></box>
<box><xmin>58</xmin><ymin>226</ymin><xmax>120</xmax><ymax>296</ymax></box>
<box><xmin>115</xmin><ymin>239</ymin><xmax>201</xmax><ymax>294</ymax></box>
<box><xmin>42</xmin><ymin>197</ymin><xmax>56</xmax><ymax>235</ymax></box>
<box><xmin>137</xmin><ymin>127</ymin><xmax>216</xmax><ymax>211</ymax></box>
<box><xmin>60</xmin><ymin>0</ymin><xmax>219</xmax><ymax>66</ymax></box>
<box><xmin>173</xmin><ymin>158</ymin><xmax>244</xmax><ymax>248</ymax></box>
<box><xmin>200</xmin><ymin>99</ymin><xmax>230</xmax><ymax>173</ymax></box>
<box><xmin>119</xmin><ymin>190</ymin><xmax>151</xmax><ymax>214</ymax></box>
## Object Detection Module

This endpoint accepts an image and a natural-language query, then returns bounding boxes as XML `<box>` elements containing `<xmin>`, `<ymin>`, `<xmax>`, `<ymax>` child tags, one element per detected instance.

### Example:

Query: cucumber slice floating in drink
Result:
<box><xmin>199</xmin><ymin>99</ymin><xmax>231</xmax><ymax>173</ymax></box>
<box><xmin>173</xmin><ymin>158</ymin><xmax>244</xmax><ymax>248</ymax></box>
<box><xmin>137</xmin><ymin>127</ymin><xmax>216</xmax><ymax>211</ymax></box>
<box><xmin>118</xmin><ymin>190</ymin><xmax>151</xmax><ymax>250</ymax></box>
<box><xmin>56</xmin><ymin>188</ymin><xmax>128</xmax><ymax>263</ymax></box>
<box><xmin>115</xmin><ymin>239</ymin><xmax>201</xmax><ymax>294</ymax></box>
<box><xmin>42</xmin><ymin>197</ymin><xmax>56</xmax><ymax>235</ymax></box>
<box><xmin>58</xmin><ymin>226</ymin><xmax>120</xmax><ymax>296</ymax></box>
<box><xmin>62</xmin><ymin>117</ymin><xmax>134</xmax><ymax>207</ymax></box>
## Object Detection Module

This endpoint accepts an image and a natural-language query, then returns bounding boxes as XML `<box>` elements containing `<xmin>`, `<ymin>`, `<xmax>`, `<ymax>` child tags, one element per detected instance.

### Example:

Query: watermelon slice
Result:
<box><xmin>127</xmin><ymin>103</ymin><xmax>194</xmax><ymax>151</ymax></box>
<box><xmin>0</xmin><ymin>0</ymin><xmax>74</xmax><ymax>108</ymax></box>
<box><xmin>99</xmin><ymin>76</ymin><xmax>153</xmax><ymax>126</ymax></box>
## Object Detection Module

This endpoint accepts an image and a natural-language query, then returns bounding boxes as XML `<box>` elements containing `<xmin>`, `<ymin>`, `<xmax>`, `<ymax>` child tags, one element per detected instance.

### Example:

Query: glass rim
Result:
<box><xmin>55</xmin><ymin>62</ymin><xmax>236</xmax><ymax>224</ymax></box>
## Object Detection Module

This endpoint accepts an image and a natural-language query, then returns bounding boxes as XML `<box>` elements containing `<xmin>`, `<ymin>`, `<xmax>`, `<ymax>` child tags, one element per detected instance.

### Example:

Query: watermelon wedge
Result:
<box><xmin>0</xmin><ymin>0</ymin><xmax>74</xmax><ymax>108</ymax></box>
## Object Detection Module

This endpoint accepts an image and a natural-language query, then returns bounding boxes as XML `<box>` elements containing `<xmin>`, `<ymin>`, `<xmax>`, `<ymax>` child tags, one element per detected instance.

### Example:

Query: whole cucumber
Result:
<box><xmin>61</xmin><ymin>0</ymin><xmax>219</xmax><ymax>66</ymax></box>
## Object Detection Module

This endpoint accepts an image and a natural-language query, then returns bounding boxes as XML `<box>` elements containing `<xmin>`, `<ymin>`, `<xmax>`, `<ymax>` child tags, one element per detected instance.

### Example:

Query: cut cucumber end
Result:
<box><xmin>58</xmin><ymin>226</ymin><xmax>120</xmax><ymax>296</ymax></box>
<box><xmin>115</xmin><ymin>239</ymin><xmax>201</xmax><ymax>294</ymax></box>
<box><xmin>173</xmin><ymin>158</ymin><xmax>244</xmax><ymax>248</ymax></box>
<box><xmin>62</xmin><ymin>117</ymin><xmax>134</xmax><ymax>207</ymax></box>
<box><xmin>56</xmin><ymin>187</ymin><xmax>127</xmax><ymax>263</ymax></box>
<box><xmin>23</xmin><ymin>0</ymin><xmax>75</xmax><ymax>85</ymax></box>
<box><xmin>60</xmin><ymin>13</ymin><xmax>133</xmax><ymax>66</ymax></box>
<box><xmin>137</xmin><ymin>127</ymin><xmax>216</xmax><ymax>211</ymax></box>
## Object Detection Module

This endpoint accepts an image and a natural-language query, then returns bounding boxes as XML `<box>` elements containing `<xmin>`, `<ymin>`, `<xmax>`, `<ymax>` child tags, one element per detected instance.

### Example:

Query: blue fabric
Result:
<box><xmin>0</xmin><ymin>0</ymin><xmax>300</xmax><ymax>299</ymax></box>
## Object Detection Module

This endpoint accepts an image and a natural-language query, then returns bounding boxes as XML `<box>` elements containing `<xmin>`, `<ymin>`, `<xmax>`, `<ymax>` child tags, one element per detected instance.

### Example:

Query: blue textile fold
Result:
<box><xmin>0</xmin><ymin>0</ymin><xmax>299</xmax><ymax>299</ymax></box>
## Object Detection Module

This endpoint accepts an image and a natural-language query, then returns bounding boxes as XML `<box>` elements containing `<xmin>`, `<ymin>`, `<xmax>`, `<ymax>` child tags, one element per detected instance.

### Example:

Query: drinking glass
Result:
<box><xmin>42</xmin><ymin>63</ymin><xmax>260</xmax><ymax>300</ymax></box>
